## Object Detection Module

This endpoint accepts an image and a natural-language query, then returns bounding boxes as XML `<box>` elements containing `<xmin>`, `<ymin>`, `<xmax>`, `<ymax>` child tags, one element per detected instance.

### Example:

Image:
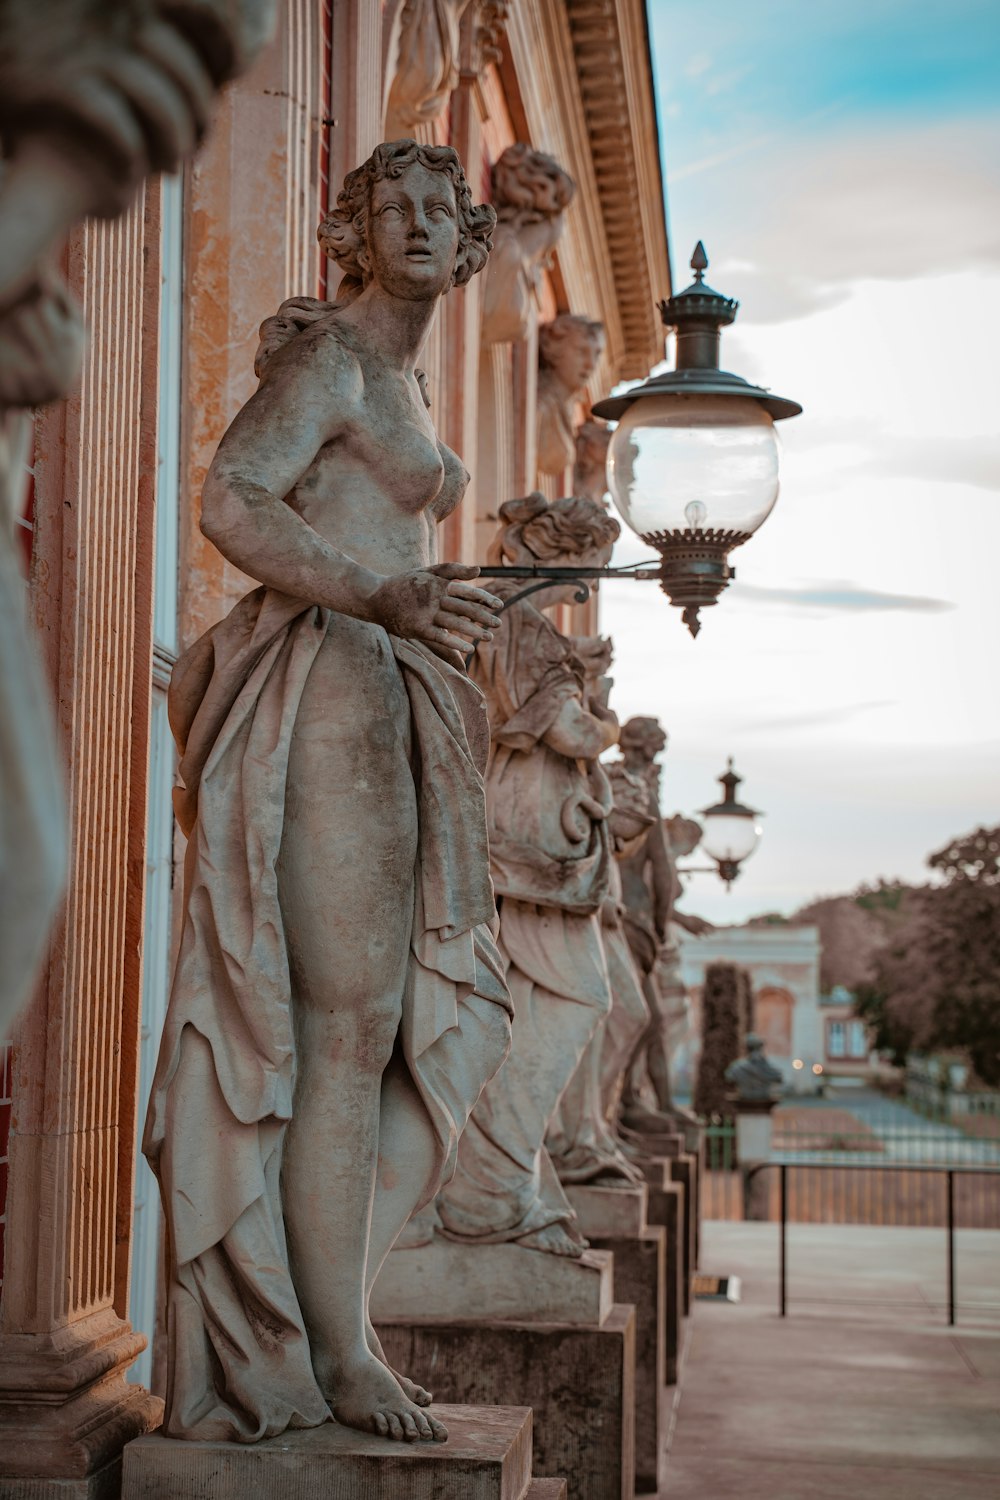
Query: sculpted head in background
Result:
<box><xmin>482</xmin><ymin>143</ymin><xmax>576</xmax><ymax>345</ymax></box>
<box><xmin>619</xmin><ymin>715</ymin><xmax>668</xmax><ymax>765</ymax></box>
<box><xmin>539</xmin><ymin>314</ymin><xmax>605</xmax><ymax>394</ymax></box>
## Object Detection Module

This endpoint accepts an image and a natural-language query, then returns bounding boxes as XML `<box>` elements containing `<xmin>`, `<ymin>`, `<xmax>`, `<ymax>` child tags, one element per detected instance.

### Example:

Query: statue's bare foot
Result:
<box><xmin>516</xmin><ymin>1223</ymin><xmax>587</xmax><ymax>1257</ymax></box>
<box><xmin>329</xmin><ymin>1353</ymin><xmax>446</xmax><ymax>1442</ymax></box>
<box><xmin>366</xmin><ymin>1318</ymin><xmax>433</xmax><ymax>1406</ymax></box>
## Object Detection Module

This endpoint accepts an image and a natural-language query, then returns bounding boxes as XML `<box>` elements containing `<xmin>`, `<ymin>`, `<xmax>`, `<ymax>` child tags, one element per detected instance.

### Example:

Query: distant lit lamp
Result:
<box><xmin>699</xmin><ymin>757</ymin><xmax>762</xmax><ymax>887</ymax></box>
<box><xmin>593</xmin><ymin>242</ymin><xmax>802</xmax><ymax>636</ymax></box>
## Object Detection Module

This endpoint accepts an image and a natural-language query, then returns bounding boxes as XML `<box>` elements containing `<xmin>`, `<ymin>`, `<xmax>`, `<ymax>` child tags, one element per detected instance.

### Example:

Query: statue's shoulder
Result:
<box><xmin>254</xmin><ymin>297</ymin><xmax>363</xmax><ymax>385</ymax></box>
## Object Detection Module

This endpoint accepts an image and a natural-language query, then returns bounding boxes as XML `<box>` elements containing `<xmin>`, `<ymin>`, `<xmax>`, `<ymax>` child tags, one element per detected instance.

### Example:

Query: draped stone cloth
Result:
<box><xmin>143</xmin><ymin>587</ymin><xmax>512</xmax><ymax>1441</ymax></box>
<box><xmin>546</xmin><ymin>861</ymin><xmax>651</xmax><ymax>1180</ymax></box>
<box><xmin>437</xmin><ymin>591</ymin><xmax>613</xmax><ymax>1243</ymax></box>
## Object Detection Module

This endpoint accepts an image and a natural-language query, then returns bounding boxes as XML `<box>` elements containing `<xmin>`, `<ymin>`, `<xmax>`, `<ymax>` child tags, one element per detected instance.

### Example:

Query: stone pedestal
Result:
<box><xmin>564</xmin><ymin>1183</ymin><xmax>647</xmax><ymax>1239</ymax></box>
<box><xmin>637</xmin><ymin>1153</ymin><xmax>696</xmax><ymax>1313</ymax></box>
<box><xmin>372</xmin><ymin>1237</ymin><xmax>634</xmax><ymax>1499</ymax></box>
<box><xmin>588</xmin><ymin>1227</ymin><xmax>666</xmax><ymax>1494</ymax></box>
<box><xmin>370</xmin><ymin>1241</ymin><xmax>613</xmax><ymax>1326</ymax></box>
<box><xmin>735</xmin><ymin>1099</ymin><xmax>779</xmax><ymax>1221</ymax></box>
<box><xmin>122</xmin><ymin>1405</ymin><xmax>542</xmax><ymax>1500</ymax></box>
<box><xmin>642</xmin><ymin>1180</ymin><xmax>684</xmax><ymax>1385</ymax></box>
<box><xmin>377</xmin><ymin>1309</ymin><xmax>635</xmax><ymax>1500</ymax></box>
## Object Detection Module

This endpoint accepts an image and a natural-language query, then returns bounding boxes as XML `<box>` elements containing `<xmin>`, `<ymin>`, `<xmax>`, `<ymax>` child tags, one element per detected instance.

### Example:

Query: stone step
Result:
<box><xmin>122</xmin><ymin>1404</ymin><xmax>533</xmax><ymax>1500</ymax></box>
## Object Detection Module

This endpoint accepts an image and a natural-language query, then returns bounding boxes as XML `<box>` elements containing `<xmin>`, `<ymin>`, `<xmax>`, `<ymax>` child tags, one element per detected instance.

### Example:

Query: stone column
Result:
<box><xmin>0</xmin><ymin>190</ymin><xmax>163</xmax><ymax>1497</ymax></box>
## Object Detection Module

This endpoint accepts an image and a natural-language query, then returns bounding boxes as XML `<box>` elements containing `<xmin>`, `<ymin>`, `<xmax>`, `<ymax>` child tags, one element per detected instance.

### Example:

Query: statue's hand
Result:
<box><xmin>363</xmin><ymin>563</ymin><xmax>502</xmax><ymax>652</ymax></box>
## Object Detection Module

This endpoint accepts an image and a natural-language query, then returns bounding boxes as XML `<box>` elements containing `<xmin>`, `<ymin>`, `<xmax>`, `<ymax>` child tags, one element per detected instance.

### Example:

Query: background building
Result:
<box><xmin>674</xmin><ymin>924</ymin><xmax>823</xmax><ymax>1093</ymax></box>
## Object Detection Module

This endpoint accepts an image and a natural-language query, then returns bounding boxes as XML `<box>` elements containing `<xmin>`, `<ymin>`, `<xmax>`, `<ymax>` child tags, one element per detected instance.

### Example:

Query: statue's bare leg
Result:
<box><xmin>278</xmin><ymin>621</ymin><xmax>445</xmax><ymax>1442</ymax></box>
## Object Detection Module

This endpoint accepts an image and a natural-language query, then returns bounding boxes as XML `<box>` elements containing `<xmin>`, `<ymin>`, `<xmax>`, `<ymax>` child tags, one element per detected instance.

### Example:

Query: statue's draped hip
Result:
<box><xmin>142</xmin><ymin>587</ymin><xmax>511</xmax><ymax>1440</ymax></box>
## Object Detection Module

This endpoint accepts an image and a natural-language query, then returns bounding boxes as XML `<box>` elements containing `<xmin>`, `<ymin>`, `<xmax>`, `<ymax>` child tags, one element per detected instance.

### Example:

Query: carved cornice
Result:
<box><xmin>564</xmin><ymin>0</ymin><xmax>671</xmax><ymax>378</ymax></box>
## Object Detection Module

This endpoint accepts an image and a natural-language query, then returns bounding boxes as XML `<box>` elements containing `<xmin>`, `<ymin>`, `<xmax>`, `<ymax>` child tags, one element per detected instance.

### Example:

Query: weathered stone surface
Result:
<box><xmin>536</xmin><ymin>316</ymin><xmax>605</xmax><ymax>477</ymax></box>
<box><xmin>589</xmin><ymin>1228</ymin><xmax>666</xmax><ymax>1493</ymax></box>
<box><xmin>526</xmin><ymin>1482</ymin><xmax>569</xmax><ymax>1499</ymax></box>
<box><xmin>371</xmin><ymin>1241</ymin><xmax>614</xmax><ymax>1327</ymax></box>
<box><xmin>564</xmin><ymin>1184</ymin><xmax>647</xmax><ymax>1240</ymax></box>
<box><xmin>377</xmin><ymin>1306</ymin><xmax>636</xmax><ymax>1500</ymax></box>
<box><xmin>122</xmin><ymin>1405</ymin><xmax>532</xmax><ymax>1500</ymax></box>
<box><xmin>644</xmin><ymin>1182</ymin><xmax>685</xmax><ymax>1385</ymax></box>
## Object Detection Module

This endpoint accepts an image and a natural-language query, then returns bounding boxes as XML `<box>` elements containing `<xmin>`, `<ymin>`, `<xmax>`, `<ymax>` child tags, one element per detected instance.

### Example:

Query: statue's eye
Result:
<box><xmin>428</xmin><ymin>203</ymin><xmax>454</xmax><ymax>219</ymax></box>
<box><xmin>379</xmin><ymin>203</ymin><xmax>404</xmax><ymax>218</ymax></box>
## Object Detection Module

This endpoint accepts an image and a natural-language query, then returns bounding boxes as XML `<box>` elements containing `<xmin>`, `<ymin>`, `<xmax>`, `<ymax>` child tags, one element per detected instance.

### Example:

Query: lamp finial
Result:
<box><xmin>691</xmin><ymin>241</ymin><xmax>708</xmax><ymax>281</ymax></box>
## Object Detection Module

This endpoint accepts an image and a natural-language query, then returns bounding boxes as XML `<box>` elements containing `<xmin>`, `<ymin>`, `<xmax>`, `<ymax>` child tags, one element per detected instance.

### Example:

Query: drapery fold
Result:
<box><xmin>143</xmin><ymin>588</ymin><xmax>511</xmax><ymax>1440</ymax></box>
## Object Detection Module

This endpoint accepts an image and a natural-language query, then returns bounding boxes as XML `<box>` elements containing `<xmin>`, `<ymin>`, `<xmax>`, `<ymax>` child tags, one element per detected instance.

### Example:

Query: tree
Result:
<box><xmin>694</xmin><ymin>962</ymin><xmax>749</xmax><ymax>1119</ymax></box>
<box><xmin>858</xmin><ymin>827</ymin><xmax>1000</xmax><ymax>1086</ymax></box>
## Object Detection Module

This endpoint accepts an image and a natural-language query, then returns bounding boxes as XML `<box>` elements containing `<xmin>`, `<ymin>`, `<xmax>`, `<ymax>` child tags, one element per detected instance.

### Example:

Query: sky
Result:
<box><xmin>600</xmin><ymin>0</ymin><xmax>1000</xmax><ymax>924</ymax></box>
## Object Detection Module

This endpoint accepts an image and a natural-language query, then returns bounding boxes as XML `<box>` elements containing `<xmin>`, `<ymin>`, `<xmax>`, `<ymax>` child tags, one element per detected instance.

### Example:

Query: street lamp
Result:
<box><xmin>593</xmin><ymin>242</ymin><xmax>802</xmax><ymax>636</ymax></box>
<box><xmin>698</xmin><ymin>757</ymin><xmax>762</xmax><ymax>887</ymax></box>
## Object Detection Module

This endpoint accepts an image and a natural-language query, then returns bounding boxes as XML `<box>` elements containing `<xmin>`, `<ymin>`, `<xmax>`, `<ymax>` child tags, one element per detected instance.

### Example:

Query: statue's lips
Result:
<box><xmin>405</xmin><ymin>248</ymin><xmax>433</xmax><ymax>260</ymax></box>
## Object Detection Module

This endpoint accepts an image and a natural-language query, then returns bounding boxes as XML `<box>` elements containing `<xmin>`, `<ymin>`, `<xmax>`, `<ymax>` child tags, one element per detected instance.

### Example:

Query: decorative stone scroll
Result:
<box><xmin>481</xmin><ymin>144</ymin><xmax>576</xmax><ymax>347</ymax></box>
<box><xmin>536</xmin><ymin>314</ymin><xmax>605</xmax><ymax>478</ymax></box>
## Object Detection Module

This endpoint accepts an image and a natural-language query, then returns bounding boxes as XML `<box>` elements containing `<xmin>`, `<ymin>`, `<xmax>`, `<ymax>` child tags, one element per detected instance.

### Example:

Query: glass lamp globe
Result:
<box><xmin>698</xmin><ymin>758</ymin><xmax>763</xmax><ymax>886</ymax></box>
<box><xmin>699</xmin><ymin>809</ymin><xmax>762</xmax><ymax>867</ymax></box>
<box><xmin>606</xmin><ymin>393</ymin><xmax>780</xmax><ymax>545</ymax></box>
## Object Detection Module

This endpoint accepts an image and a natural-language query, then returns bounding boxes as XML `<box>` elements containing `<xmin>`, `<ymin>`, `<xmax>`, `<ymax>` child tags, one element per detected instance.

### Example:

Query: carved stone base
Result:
<box><xmin>643</xmin><ymin>1180</ymin><xmax>685</xmax><ymax>1385</ymax></box>
<box><xmin>636</xmin><ymin>1151</ymin><xmax>697</xmax><ymax>1312</ymax></box>
<box><xmin>564</xmin><ymin>1183</ymin><xmax>647</xmax><ymax>1239</ymax></box>
<box><xmin>370</xmin><ymin>1239</ymin><xmax>613</xmax><ymax>1326</ymax></box>
<box><xmin>0</xmin><ymin>1310</ymin><xmax>163</xmax><ymax>1498</ymax></box>
<box><xmin>588</xmin><ymin>1228</ymin><xmax>665</xmax><ymax>1494</ymax></box>
<box><xmin>122</xmin><ymin>1406</ymin><xmax>541</xmax><ymax>1500</ymax></box>
<box><xmin>122</xmin><ymin>1405</ymin><xmax>543</xmax><ymax>1500</ymax></box>
<box><xmin>377</xmin><ymin>1306</ymin><xmax>636</xmax><ymax>1500</ymax></box>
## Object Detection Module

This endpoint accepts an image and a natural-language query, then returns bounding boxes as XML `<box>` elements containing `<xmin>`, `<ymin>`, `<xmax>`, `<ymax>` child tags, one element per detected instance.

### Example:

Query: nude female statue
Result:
<box><xmin>143</xmin><ymin>141</ymin><xmax>513</xmax><ymax>1446</ymax></box>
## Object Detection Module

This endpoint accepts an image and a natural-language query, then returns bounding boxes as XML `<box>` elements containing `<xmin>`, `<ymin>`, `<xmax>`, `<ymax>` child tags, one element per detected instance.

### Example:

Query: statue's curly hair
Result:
<box><xmin>489</xmin><ymin>492</ymin><xmax>620</xmax><ymax>566</ymax></box>
<box><xmin>491</xmin><ymin>143</ymin><xmax>576</xmax><ymax>225</ymax></box>
<box><xmin>317</xmin><ymin>139</ymin><xmax>495</xmax><ymax>296</ymax></box>
<box><xmin>619</xmin><ymin>715</ymin><xmax>667</xmax><ymax>757</ymax></box>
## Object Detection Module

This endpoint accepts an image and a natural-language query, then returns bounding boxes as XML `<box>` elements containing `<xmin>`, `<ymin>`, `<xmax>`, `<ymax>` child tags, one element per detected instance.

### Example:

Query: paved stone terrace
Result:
<box><xmin>660</xmin><ymin>1220</ymin><xmax>1000</xmax><ymax>1498</ymax></box>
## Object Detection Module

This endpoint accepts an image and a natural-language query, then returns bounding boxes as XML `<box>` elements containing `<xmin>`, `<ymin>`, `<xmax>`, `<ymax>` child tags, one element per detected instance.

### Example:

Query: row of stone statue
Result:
<box><xmin>137</xmin><ymin>140</ymin><xmax>709</xmax><ymax>1448</ymax></box>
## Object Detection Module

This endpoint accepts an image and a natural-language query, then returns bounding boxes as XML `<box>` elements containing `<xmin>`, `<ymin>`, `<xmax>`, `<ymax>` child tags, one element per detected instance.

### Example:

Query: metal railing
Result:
<box><xmin>744</xmin><ymin>1160</ymin><xmax>1000</xmax><ymax>1325</ymax></box>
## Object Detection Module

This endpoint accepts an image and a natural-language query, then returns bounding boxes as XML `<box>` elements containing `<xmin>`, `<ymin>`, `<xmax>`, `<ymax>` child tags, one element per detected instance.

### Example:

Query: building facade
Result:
<box><xmin>0</xmin><ymin>4</ymin><xmax>669</xmax><ymax>1493</ymax></box>
<box><xmin>674</xmin><ymin>924</ymin><xmax>824</xmax><ymax>1094</ymax></box>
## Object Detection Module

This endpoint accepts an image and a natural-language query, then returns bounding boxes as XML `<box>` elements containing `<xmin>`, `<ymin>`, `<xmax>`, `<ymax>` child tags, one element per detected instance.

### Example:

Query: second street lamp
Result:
<box><xmin>697</xmin><ymin>757</ymin><xmax>763</xmax><ymax>887</ymax></box>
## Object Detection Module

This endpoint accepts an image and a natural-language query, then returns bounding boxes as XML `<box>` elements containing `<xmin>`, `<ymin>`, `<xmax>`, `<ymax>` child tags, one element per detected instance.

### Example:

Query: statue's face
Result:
<box><xmin>553</xmin><ymin>328</ymin><xmax>601</xmax><ymax>390</ymax></box>
<box><xmin>365</xmin><ymin>163</ymin><xmax>460</xmax><ymax>300</ymax></box>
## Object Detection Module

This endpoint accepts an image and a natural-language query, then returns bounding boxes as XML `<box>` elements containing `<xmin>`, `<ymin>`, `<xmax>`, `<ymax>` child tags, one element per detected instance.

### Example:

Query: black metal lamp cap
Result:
<box><xmin>699</xmin><ymin>758</ymin><xmax>761</xmax><ymax>820</ymax></box>
<box><xmin>659</xmin><ymin>241</ymin><xmax>740</xmax><ymax>331</ymax></box>
<box><xmin>592</xmin><ymin>241</ymin><xmax>802</xmax><ymax>423</ymax></box>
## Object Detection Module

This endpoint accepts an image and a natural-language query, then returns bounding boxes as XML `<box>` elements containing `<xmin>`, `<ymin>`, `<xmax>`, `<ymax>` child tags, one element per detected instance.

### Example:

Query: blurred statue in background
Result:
<box><xmin>615</xmin><ymin>717</ymin><xmax>712</xmax><ymax>1133</ymax></box>
<box><xmin>481</xmin><ymin>143</ymin><xmax>576</xmax><ymax>346</ymax></box>
<box><xmin>546</xmin><ymin>640</ymin><xmax>645</xmax><ymax>1190</ymax></box>
<box><xmin>573</xmin><ymin>418</ymin><xmax>611</xmax><ymax>506</ymax></box>
<box><xmin>0</xmin><ymin>0</ymin><xmax>277</xmax><ymax>1035</ymax></box>
<box><xmin>536</xmin><ymin>314</ymin><xmax>605</xmax><ymax>477</ymax></box>
<box><xmin>437</xmin><ymin>494</ymin><xmax>621</xmax><ymax>1256</ymax></box>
